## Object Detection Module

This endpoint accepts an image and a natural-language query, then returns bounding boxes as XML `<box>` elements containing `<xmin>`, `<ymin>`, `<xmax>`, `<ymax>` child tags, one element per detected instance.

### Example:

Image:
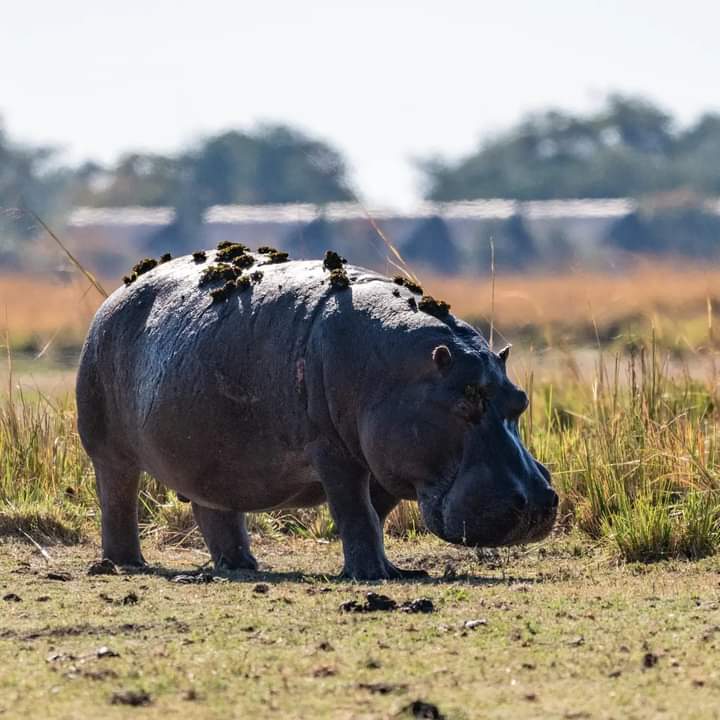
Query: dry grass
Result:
<box><xmin>0</xmin><ymin>261</ymin><xmax>718</xmax><ymax>563</ymax></box>
<box><xmin>425</xmin><ymin>260</ymin><xmax>720</xmax><ymax>350</ymax></box>
<box><xmin>1</xmin><ymin>337</ymin><xmax>718</xmax><ymax>563</ymax></box>
<box><xmin>0</xmin><ymin>275</ymin><xmax>102</xmax><ymax>351</ymax></box>
<box><xmin>0</xmin><ymin>259</ymin><xmax>717</xmax><ymax>355</ymax></box>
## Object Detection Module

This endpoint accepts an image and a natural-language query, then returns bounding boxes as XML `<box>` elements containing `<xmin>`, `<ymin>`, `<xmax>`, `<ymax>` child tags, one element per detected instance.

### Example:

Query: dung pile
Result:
<box><xmin>123</xmin><ymin>257</ymin><xmax>158</xmax><ymax>285</ymax></box>
<box><xmin>418</xmin><ymin>295</ymin><xmax>451</xmax><ymax>318</ymax></box>
<box><xmin>393</xmin><ymin>275</ymin><xmax>423</xmax><ymax>294</ymax></box>
<box><xmin>193</xmin><ymin>242</ymin><xmax>289</xmax><ymax>303</ymax></box>
<box><xmin>199</xmin><ymin>242</ymin><xmax>276</xmax><ymax>303</ymax></box>
<box><xmin>323</xmin><ymin>249</ymin><xmax>350</xmax><ymax>290</ymax></box>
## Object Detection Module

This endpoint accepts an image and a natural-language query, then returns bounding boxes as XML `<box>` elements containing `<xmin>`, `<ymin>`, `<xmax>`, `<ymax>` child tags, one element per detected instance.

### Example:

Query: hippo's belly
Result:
<box><xmin>147</xmin><ymin>446</ymin><xmax>328</xmax><ymax>512</ymax></box>
<box><xmin>86</xmin><ymin>256</ymin><xmax>356</xmax><ymax>514</ymax></box>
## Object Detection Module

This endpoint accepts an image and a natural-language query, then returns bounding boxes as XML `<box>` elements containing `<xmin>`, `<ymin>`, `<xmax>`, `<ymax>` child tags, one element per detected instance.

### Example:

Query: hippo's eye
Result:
<box><xmin>455</xmin><ymin>386</ymin><xmax>487</xmax><ymax>423</ymax></box>
<box><xmin>464</xmin><ymin>383</ymin><xmax>486</xmax><ymax>404</ymax></box>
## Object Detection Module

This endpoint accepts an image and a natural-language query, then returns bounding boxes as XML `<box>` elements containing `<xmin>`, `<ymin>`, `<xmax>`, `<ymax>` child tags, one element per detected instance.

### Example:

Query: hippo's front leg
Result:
<box><xmin>308</xmin><ymin>441</ymin><xmax>418</xmax><ymax>580</ymax></box>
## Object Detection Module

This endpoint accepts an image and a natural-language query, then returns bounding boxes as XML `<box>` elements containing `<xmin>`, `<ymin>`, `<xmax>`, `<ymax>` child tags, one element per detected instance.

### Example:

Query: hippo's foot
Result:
<box><xmin>101</xmin><ymin>553</ymin><xmax>148</xmax><ymax>571</ymax></box>
<box><xmin>94</xmin><ymin>460</ymin><xmax>146</xmax><ymax>571</ymax></box>
<box><xmin>117</xmin><ymin>557</ymin><xmax>148</xmax><ymax>568</ymax></box>
<box><xmin>340</xmin><ymin>558</ymin><xmax>429</xmax><ymax>582</ymax></box>
<box><xmin>310</xmin><ymin>444</ymin><xmax>429</xmax><ymax>582</ymax></box>
<box><xmin>89</xmin><ymin>556</ymin><xmax>150</xmax><ymax>577</ymax></box>
<box><xmin>101</xmin><ymin>543</ymin><xmax>146</xmax><ymax>569</ymax></box>
<box><xmin>215</xmin><ymin>550</ymin><xmax>259</xmax><ymax>573</ymax></box>
<box><xmin>192</xmin><ymin>503</ymin><xmax>257</xmax><ymax>573</ymax></box>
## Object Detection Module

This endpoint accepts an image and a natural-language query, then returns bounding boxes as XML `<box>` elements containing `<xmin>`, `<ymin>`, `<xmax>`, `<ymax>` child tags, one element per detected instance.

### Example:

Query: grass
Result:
<box><xmin>0</xmin><ymin>259</ymin><xmax>718</xmax><ymax>358</ymax></box>
<box><xmin>425</xmin><ymin>259</ymin><xmax>720</xmax><ymax>352</ymax></box>
<box><xmin>526</xmin><ymin>339</ymin><xmax>720</xmax><ymax>561</ymax></box>
<box><xmin>0</xmin><ymin>392</ymin><xmax>93</xmax><ymax>543</ymax></box>
<box><xmin>0</xmin><ymin>275</ymin><xmax>99</xmax><ymax>358</ymax></box>
<box><xmin>1</xmin><ymin>536</ymin><xmax>720</xmax><ymax>719</ymax></box>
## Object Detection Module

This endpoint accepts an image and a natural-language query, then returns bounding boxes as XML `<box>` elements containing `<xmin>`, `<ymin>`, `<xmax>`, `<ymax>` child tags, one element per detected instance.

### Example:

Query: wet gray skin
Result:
<box><xmin>76</xmin><ymin>252</ymin><xmax>557</xmax><ymax>580</ymax></box>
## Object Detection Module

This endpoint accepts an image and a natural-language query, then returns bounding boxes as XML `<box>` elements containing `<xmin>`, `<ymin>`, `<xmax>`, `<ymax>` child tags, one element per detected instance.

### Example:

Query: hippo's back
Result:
<box><xmin>76</xmin><ymin>252</ymin><xmax>399</xmax><ymax>498</ymax></box>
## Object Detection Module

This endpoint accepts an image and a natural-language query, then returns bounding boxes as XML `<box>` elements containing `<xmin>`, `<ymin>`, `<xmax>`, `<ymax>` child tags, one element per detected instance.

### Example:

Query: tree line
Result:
<box><xmin>421</xmin><ymin>95</ymin><xmax>720</xmax><ymax>200</ymax></box>
<box><xmin>0</xmin><ymin>123</ymin><xmax>353</xmax><ymax>243</ymax></box>
<box><xmin>2</xmin><ymin>95</ymin><xmax>720</xmax><ymax>260</ymax></box>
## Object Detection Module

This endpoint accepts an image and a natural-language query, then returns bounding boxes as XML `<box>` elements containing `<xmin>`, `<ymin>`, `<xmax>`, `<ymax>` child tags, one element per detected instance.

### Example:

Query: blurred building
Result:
<box><xmin>63</xmin><ymin>197</ymin><xmax>720</xmax><ymax>277</ymax></box>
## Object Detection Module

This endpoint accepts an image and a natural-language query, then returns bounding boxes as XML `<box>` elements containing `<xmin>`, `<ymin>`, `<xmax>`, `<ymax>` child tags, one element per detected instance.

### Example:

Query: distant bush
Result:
<box><xmin>401</xmin><ymin>216</ymin><xmax>460</xmax><ymax>275</ymax></box>
<box><xmin>422</xmin><ymin>95</ymin><xmax>720</xmax><ymax>201</ymax></box>
<box><xmin>607</xmin><ymin>207</ymin><xmax>720</xmax><ymax>260</ymax></box>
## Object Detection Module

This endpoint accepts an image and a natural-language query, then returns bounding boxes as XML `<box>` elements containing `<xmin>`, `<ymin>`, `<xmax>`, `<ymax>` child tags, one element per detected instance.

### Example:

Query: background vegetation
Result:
<box><xmin>421</xmin><ymin>95</ymin><xmax>720</xmax><ymax>200</ymax></box>
<box><xmin>0</xmin><ymin>121</ymin><xmax>353</xmax><ymax>254</ymax></box>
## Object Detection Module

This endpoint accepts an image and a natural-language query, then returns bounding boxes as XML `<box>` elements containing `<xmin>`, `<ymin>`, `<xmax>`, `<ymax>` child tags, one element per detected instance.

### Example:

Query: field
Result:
<box><xmin>1</xmin><ymin>261</ymin><xmax>719</xmax><ymax>718</ymax></box>
<box><xmin>2</xmin><ymin>536</ymin><xmax>720</xmax><ymax>720</ymax></box>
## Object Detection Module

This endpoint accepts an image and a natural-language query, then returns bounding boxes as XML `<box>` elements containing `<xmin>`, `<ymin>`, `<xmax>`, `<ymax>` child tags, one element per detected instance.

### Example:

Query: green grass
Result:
<box><xmin>524</xmin><ymin>337</ymin><xmax>720</xmax><ymax>561</ymax></box>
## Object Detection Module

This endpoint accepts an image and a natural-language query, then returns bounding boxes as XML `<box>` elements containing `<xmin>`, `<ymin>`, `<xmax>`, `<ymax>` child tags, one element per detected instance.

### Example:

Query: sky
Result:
<box><xmin>1</xmin><ymin>0</ymin><xmax>719</xmax><ymax>208</ymax></box>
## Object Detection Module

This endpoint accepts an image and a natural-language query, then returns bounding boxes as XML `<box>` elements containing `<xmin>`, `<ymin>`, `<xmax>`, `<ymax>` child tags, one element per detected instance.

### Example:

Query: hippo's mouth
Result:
<box><xmin>494</xmin><ymin>506</ymin><xmax>556</xmax><ymax>546</ymax></box>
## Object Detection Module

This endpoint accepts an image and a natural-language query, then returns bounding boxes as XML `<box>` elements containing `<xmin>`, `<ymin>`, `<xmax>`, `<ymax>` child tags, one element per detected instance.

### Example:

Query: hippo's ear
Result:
<box><xmin>497</xmin><ymin>344</ymin><xmax>512</xmax><ymax>365</ymax></box>
<box><xmin>432</xmin><ymin>345</ymin><xmax>453</xmax><ymax>374</ymax></box>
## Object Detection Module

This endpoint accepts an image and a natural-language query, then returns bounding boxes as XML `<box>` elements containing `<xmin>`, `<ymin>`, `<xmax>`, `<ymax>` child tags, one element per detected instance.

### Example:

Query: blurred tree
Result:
<box><xmin>71</xmin><ymin>154</ymin><xmax>184</xmax><ymax>207</ymax></box>
<box><xmin>421</xmin><ymin>95</ymin><xmax>720</xmax><ymax>200</ymax></box>
<box><xmin>190</xmin><ymin>126</ymin><xmax>352</xmax><ymax>206</ymax></box>
<box><xmin>72</xmin><ymin>124</ymin><xmax>354</xmax><ymax>253</ymax></box>
<box><xmin>672</xmin><ymin>113</ymin><xmax>720</xmax><ymax>194</ymax></box>
<box><xmin>0</xmin><ymin>119</ymin><xmax>68</xmax><ymax>245</ymax></box>
<box><xmin>74</xmin><ymin>124</ymin><xmax>352</xmax><ymax>209</ymax></box>
<box><xmin>597</xmin><ymin>95</ymin><xmax>674</xmax><ymax>154</ymax></box>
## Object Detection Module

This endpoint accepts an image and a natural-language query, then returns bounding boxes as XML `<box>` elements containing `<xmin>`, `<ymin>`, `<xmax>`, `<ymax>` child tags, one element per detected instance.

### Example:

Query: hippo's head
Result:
<box><xmin>360</xmin><ymin>339</ymin><xmax>557</xmax><ymax>547</ymax></box>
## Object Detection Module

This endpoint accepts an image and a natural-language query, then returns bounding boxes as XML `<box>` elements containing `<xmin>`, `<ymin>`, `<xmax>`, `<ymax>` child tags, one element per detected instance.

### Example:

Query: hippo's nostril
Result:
<box><xmin>508</xmin><ymin>389</ymin><xmax>529</xmax><ymax>419</ymax></box>
<box><xmin>511</xmin><ymin>492</ymin><xmax>528</xmax><ymax>512</ymax></box>
<box><xmin>545</xmin><ymin>488</ymin><xmax>559</xmax><ymax>510</ymax></box>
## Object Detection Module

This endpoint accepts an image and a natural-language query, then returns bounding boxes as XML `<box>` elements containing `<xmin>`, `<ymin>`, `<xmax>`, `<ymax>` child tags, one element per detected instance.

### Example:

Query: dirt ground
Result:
<box><xmin>1</xmin><ymin>534</ymin><xmax>719</xmax><ymax>720</ymax></box>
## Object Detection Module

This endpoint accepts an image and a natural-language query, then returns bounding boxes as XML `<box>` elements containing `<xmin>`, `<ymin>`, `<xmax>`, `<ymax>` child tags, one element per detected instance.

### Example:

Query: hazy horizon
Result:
<box><xmin>2</xmin><ymin>0</ymin><xmax>719</xmax><ymax>208</ymax></box>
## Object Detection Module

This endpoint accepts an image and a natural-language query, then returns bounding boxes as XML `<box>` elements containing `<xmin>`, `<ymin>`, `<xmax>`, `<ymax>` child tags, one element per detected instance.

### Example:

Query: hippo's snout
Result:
<box><xmin>515</xmin><ymin>462</ymin><xmax>558</xmax><ymax>512</ymax></box>
<box><xmin>511</xmin><ymin>483</ymin><xmax>558</xmax><ymax>518</ymax></box>
<box><xmin>429</xmin><ymin>413</ymin><xmax>559</xmax><ymax>547</ymax></box>
<box><xmin>420</xmin><ymin>462</ymin><xmax>558</xmax><ymax>548</ymax></box>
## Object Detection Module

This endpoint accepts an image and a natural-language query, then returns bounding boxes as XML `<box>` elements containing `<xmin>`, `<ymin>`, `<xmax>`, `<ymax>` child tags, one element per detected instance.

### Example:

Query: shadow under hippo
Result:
<box><xmin>76</xmin><ymin>247</ymin><xmax>557</xmax><ymax>580</ymax></box>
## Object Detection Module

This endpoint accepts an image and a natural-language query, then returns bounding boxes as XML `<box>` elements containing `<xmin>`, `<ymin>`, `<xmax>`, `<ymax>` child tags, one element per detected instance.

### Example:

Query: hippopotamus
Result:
<box><xmin>76</xmin><ymin>246</ymin><xmax>557</xmax><ymax>580</ymax></box>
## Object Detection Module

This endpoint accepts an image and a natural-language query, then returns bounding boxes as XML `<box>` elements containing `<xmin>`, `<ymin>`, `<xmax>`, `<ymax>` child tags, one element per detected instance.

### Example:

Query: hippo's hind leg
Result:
<box><xmin>94</xmin><ymin>460</ymin><xmax>146</xmax><ymax>567</ymax></box>
<box><xmin>191</xmin><ymin>504</ymin><xmax>258</xmax><ymax>571</ymax></box>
